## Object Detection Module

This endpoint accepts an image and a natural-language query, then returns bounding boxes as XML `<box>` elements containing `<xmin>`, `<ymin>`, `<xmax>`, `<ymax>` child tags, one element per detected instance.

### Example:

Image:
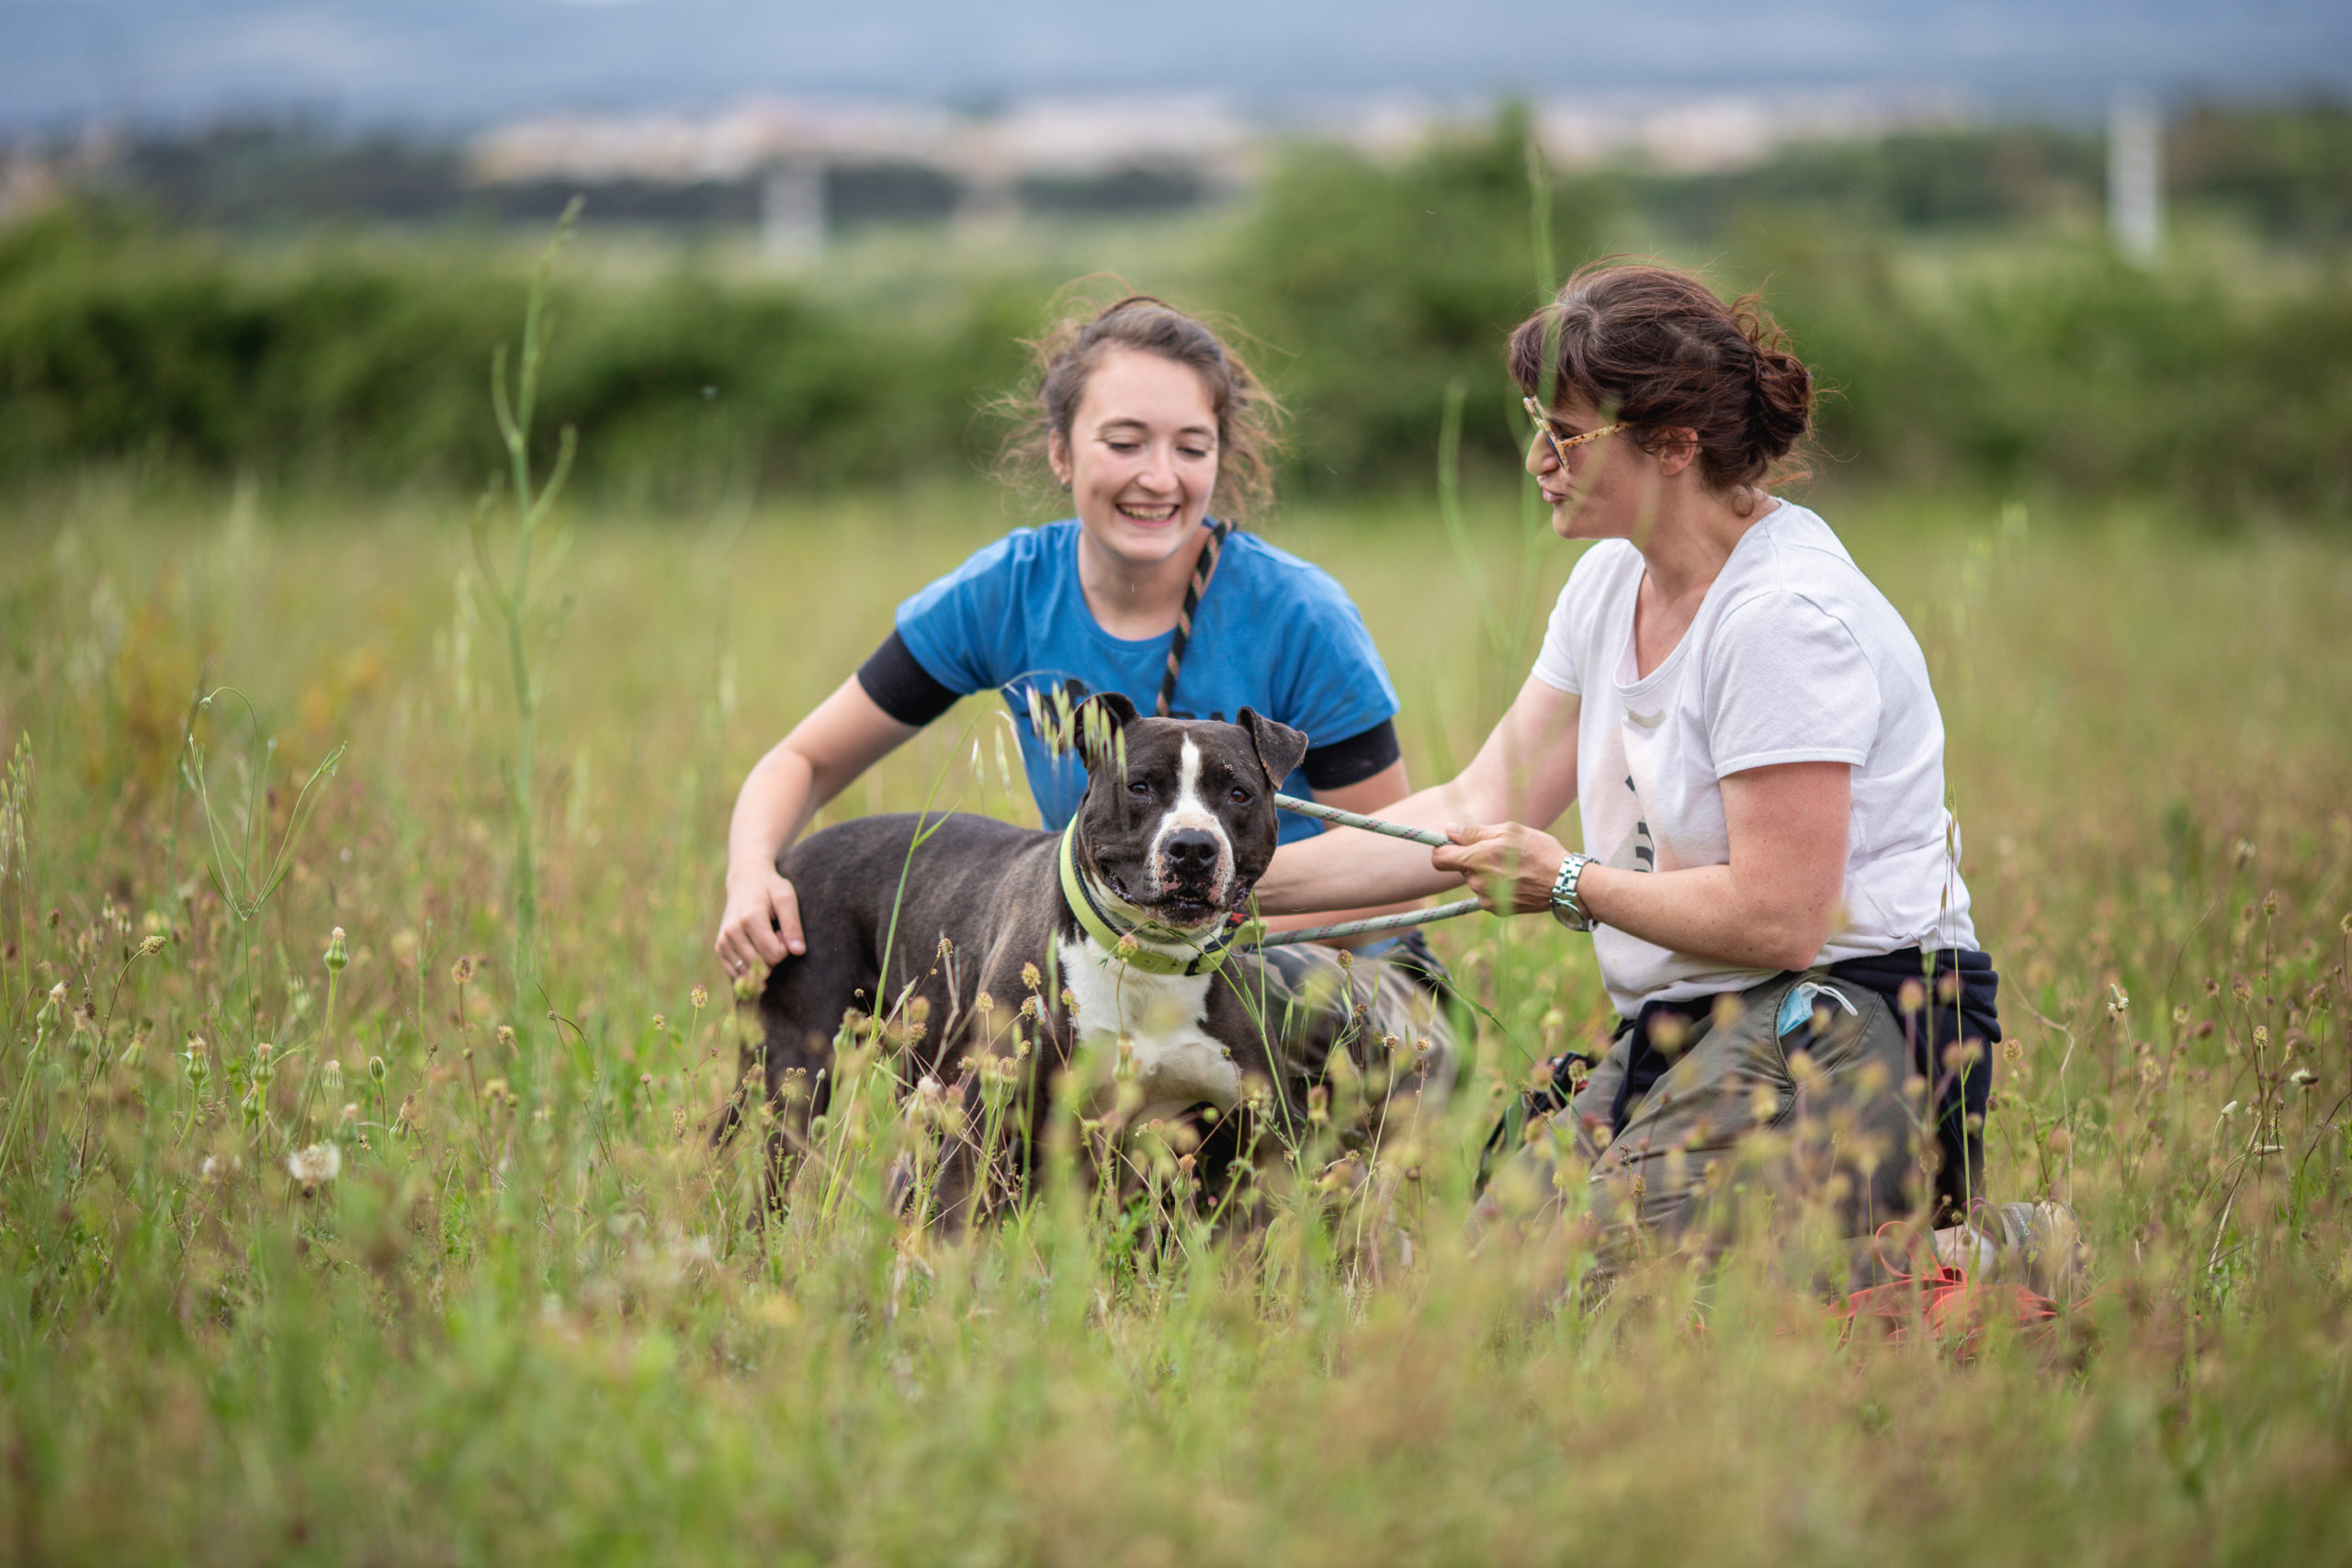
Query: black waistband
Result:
<box><xmin>1610</xmin><ymin>946</ymin><xmax>2002</xmax><ymax>1134</ymax></box>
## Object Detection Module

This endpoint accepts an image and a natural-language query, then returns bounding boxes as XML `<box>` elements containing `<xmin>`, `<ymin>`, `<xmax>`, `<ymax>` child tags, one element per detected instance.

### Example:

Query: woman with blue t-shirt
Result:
<box><xmin>716</xmin><ymin>297</ymin><xmax>1441</xmax><ymax>1077</ymax></box>
<box><xmin>1257</xmin><ymin>262</ymin><xmax>2079</xmax><ymax>1296</ymax></box>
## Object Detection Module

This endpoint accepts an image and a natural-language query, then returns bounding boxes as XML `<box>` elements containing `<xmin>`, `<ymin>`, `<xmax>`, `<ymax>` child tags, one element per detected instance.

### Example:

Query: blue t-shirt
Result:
<box><xmin>893</xmin><ymin>520</ymin><xmax>1399</xmax><ymax>842</ymax></box>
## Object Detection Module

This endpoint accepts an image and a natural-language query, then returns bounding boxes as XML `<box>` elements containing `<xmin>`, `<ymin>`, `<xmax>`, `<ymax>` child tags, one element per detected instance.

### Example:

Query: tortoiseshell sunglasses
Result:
<box><xmin>1522</xmin><ymin>395</ymin><xmax>1623</xmax><ymax>468</ymax></box>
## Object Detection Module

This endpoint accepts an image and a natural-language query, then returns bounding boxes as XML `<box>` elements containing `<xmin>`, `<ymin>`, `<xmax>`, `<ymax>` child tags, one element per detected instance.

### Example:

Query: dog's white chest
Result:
<box><xmin>1057</xmin><ymin>933</ymin><xmax>1240</xmax><ymax>1117</ymax></box>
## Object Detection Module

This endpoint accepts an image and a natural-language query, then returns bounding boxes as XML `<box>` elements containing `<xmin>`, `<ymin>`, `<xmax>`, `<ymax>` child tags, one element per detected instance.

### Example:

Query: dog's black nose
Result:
<box><xmin>1163</xmin><ymin>829</ymin><xmax>1220</xmax><ymax>874</ymax></box>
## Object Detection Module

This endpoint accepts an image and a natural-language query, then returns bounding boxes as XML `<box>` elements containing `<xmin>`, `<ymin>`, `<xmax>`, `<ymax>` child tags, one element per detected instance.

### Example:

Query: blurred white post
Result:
<box><xmin>762</xmin><ymin>158</ymin><xmax>824</xmax><ymax>265</ymax></box>
<box><xmin>2108</xmin><ymin>91</ymin><xmax>2163</xmax><ymax>267</ymax></box>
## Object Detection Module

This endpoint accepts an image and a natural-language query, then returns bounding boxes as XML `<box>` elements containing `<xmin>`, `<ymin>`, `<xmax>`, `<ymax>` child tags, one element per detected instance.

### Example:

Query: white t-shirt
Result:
<box><xmin>1531</xmin><ymin>501</ymin><xmax>1976</xmax><ymax>1016</ymax></box>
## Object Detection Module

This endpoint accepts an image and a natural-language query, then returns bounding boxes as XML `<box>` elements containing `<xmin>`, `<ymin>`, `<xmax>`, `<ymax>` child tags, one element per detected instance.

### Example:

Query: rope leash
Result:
<box><xmin>1250</xmin><ymin>794</ymin><xmax>1486</xmax><ymax>949</ymax></box>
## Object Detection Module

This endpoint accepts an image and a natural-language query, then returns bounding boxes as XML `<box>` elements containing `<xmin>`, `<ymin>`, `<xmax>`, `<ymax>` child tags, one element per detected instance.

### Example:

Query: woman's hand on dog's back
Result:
<box><xmin>717</xmin><ymin>677</ymin><xmax>919</xmax><ymax>979</ymax></box>
<box><xmin>717</xmin><ymin>867</ymin><xmax>805</xmax><ymax>975</ymax></box>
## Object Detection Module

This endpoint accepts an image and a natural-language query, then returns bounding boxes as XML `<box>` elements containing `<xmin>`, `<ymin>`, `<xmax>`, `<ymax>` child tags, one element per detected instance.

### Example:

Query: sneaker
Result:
<box><xmin>1970</xmin><ymin>1200</ymin><xmax>2086</xmax><ymax>1302</ymax></box>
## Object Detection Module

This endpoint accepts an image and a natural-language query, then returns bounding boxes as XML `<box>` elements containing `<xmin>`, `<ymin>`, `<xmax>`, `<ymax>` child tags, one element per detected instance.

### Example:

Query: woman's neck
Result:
<box><xmin>1638</xmin><ymin>485</ymin><xmax>1767</xmax><ymax>599</ymax></box>
<box><xmin>1631</xmin><ymin>485</ymin><xmax>1771</xmax><ymax>676</ymax></box>
<box><xmin>1075</xmin><ymin>523</ymin><xmax>1212</xmax><ymax>641</ymax></box>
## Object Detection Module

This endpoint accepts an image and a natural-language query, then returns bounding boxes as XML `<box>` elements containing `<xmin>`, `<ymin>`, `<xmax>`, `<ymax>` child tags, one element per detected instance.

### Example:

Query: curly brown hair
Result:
<box><xmin>997</xmin><ymin>287</ymin><xmax>1286</xmax><ymax>525</ymax></box>
<box><xmin>1509</xmin><ymin>260</ymin><xmax>1816</xmax><ymax>496</ymax></box>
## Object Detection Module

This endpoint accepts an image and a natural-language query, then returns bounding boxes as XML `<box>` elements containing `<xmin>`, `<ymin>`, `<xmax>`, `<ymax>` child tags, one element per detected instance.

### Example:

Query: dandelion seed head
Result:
<box><xmin>287</xmin><ymin>1143</ymin><xmax>341</xmax><ymax>1185</ymax></box>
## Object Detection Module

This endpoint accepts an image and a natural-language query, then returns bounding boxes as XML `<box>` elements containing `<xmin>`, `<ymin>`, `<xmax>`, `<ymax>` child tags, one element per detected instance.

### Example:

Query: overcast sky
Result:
<box><xmin>6</xmin><ymin>0</ymin><xmax>2349</xmax><ymax>135</ymax></box>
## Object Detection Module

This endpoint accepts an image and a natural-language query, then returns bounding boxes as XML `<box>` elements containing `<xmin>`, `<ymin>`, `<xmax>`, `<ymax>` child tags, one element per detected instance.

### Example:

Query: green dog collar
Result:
<box><xmin>1057</xmin><ymin>820</ymin><xmax>1261</xmax><ymax>978</ymax></box>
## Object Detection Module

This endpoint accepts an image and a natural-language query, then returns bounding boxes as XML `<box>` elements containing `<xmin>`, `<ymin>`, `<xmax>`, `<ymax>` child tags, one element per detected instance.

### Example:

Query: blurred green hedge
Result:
<box><xmin>3</xmin><ymin>114</ymin><xmax>2348</xmax><ymax>519</ymax></box>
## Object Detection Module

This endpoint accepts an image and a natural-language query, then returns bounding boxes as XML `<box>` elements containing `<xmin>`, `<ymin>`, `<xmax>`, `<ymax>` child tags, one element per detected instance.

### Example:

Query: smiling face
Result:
<box><xmin>1048</xmin><ymin>347</ymin><xmax>1221</xmax><ymax>570</ymax></box>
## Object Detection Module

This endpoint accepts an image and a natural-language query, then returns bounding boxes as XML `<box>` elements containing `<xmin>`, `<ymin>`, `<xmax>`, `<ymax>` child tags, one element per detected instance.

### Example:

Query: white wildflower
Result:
<box><xmin>287</xmin><ymin>1143</ymin><xmax>342</xmax><ymax>1185</ymax></box>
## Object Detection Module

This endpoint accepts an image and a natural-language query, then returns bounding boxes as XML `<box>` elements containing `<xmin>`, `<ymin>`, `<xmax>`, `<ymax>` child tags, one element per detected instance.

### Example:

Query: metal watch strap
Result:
<box><xmin>1549</xmin><ymin>852</ymin><xmax>1596</xmax><ymax>931</ymax></box>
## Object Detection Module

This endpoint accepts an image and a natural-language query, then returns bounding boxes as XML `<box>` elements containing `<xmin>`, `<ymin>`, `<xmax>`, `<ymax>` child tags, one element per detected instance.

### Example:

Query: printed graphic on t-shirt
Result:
<box><xmin>1583</xmin><ymin>705</ymin><xmax>1670</xmax><ymax>878</ymax></box>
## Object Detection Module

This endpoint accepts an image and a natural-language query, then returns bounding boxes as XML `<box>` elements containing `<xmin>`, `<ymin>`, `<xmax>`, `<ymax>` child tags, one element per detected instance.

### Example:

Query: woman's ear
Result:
<box><xmin>1652</xmin><ymin>427</ymin><xmax>1702</xmax><ymax>478</ymax></box>
<box><xmin>1047</xmin><ymin>429</ymin><xmax>1072</xmax><ymax>489</ymax></box>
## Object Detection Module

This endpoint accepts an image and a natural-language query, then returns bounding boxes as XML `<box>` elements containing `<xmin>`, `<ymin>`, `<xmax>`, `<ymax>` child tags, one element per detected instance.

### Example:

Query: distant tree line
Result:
<box><xmin>3</xmin><ymin>104</ymin><xmax>2348</xmax><ymax>518</ymax></box>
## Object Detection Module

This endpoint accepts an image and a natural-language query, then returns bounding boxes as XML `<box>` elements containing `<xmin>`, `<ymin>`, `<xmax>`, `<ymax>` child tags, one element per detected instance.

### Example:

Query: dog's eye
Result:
<box><xmin>1126</xmin><ymin>779</ymin><xmax>1152</xmax><ymax>797</ymax></box>
<box><xmin>1227</xmin><ymin>786</ymin><xmax>1252</xmax><ymax>805</ymax></box>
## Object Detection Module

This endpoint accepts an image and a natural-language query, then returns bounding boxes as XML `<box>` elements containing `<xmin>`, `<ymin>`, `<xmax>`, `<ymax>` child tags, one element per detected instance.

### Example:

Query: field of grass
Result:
<box><xmin>2</xmin><ymin>470</ymin><xmax>2350</xmax><ymax>1565</ymax></box>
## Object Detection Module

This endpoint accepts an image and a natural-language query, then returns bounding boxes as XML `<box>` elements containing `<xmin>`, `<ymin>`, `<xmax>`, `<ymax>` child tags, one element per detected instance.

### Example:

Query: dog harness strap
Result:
<box><xmin>1056</xmin><ymin>821</ymin><xmax>1247</xmax><ymax>978</ymax></box>
<box><xmin>1155</xmin><ymin>519</ymin><xmax>1233</xmax><ymax>719</ymax></box>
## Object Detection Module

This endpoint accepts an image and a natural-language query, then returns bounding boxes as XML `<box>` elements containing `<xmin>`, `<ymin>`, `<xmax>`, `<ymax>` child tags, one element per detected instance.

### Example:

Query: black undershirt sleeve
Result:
<box><xmin>854</xmin><ymin>630</ymin><xmax>962</xmax><ymax>728</ymax></box>
<box><xmin>1298</xmin><ymin>717</ymin><xmax>1402</xmax><ymax>791</ymax></box>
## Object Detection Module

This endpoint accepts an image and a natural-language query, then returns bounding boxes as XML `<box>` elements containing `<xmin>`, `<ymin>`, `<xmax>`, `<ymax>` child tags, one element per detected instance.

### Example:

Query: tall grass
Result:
<box><xmin>0</xmin><ymin>481</ymin><xmax>2348</xmax><ymax>1562</ymax></box>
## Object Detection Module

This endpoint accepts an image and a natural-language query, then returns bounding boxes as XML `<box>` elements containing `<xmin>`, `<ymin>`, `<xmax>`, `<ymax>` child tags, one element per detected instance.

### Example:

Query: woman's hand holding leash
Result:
<box><xmin>1432</xmin><ymin>822</ymin><xmax>1574</xmax><ymax>917</ymax></box>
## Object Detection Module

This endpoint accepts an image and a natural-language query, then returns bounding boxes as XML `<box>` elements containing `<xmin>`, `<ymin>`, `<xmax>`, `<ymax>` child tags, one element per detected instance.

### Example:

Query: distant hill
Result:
<box><xmin>6</xmin><ymin>0</ymin><xmax>2351</xmax><ymax>134</ymax></box>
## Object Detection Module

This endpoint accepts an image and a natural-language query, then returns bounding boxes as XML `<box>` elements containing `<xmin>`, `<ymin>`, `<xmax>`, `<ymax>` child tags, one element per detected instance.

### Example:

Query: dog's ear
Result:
<box><xmin>1236</xmin><ymin>707</ymin><xmax>1308</xmax><ymax>790</ymax></box>
<box><xmin>1074</xmin><ymin>690</ymin><xmax>1141</xmax><ymax>773</ymax></box>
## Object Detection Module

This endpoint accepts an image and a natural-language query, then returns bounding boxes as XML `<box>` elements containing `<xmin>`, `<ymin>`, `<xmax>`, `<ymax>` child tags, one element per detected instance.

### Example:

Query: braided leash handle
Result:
<box><xmin>1156</xmin><ymin>520</ymin><xmax>1232</xmax><ymax>718</ymax></box>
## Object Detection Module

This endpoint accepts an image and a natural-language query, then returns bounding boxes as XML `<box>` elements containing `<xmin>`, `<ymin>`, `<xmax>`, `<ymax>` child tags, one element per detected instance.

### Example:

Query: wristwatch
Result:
<box><xmin>1549</xmin><ymin>852</ymin><xmax>1598</xmax><ymax>931</ymax></box>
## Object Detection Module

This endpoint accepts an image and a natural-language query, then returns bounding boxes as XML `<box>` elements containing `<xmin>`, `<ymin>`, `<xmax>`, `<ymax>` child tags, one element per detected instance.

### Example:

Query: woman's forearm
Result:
<box><xmin>1430</xmin><ymin>761</ymin><xmax>1851</xmax><ymax>974</ymax></box>
<box><xmin>1255</xmin><ymin>774</ymin><xmax>1503</xmax><ymax>914</ymax></box>
<box><xmin>724</xmin><ymin>740</ymin><xmax>822</xmax><ymax>892</ymax></box>
<box><xmin>1577</xmin><ymin>863</ymin><xmax>1833</xmax><ymax>974</ymax></box>
<box><xmin>1259</xmin><ymin>676</ymin><xmax>1583</xmax><ymax>916</ymax></box>
<box><xmin>726</xmin><ymin>677</ymin><xmax>922</xmax><ymax>893</ymax></box>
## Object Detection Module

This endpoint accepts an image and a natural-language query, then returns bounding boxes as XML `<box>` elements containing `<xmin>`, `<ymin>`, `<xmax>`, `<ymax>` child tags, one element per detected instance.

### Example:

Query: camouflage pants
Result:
<box><xmin>1497</xmin><ymin>971</ymin><xmax>1928</xmax><ymax>1279</ymax></box>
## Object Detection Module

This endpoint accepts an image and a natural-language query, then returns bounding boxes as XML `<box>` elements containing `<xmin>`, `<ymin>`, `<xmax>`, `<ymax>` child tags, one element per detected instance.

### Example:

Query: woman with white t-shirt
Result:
<box><xmin>1258</xmin><ymin>261</ymin><xmax>2076</xmax><ymax>1291</ymax></box>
